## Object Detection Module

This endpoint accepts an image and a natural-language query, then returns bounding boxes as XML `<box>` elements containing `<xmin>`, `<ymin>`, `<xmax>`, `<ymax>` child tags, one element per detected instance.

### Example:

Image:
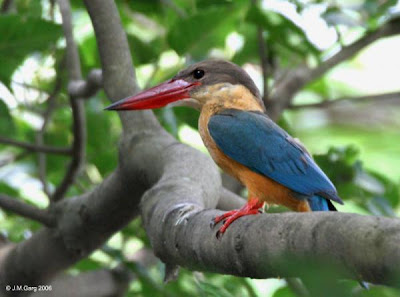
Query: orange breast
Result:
<box><xmin>198</xmin><ymin>85</ymin><xmax>311</xmax><ymax>212</ymax></box>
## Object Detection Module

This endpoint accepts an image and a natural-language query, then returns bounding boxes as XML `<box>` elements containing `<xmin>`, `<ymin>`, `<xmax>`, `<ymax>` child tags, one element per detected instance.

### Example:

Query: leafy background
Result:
<box><xmin>0</xmin><ymin>0</ymin><xmax>400</xmax><ymax>296</ymax></box>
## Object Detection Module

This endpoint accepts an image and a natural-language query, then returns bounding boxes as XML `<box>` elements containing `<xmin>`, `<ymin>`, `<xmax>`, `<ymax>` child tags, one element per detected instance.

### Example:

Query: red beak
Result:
<box><xmin>105</xmin><ymin>79</ymin><xmax>201</xmax><ymax>110</ymax></box>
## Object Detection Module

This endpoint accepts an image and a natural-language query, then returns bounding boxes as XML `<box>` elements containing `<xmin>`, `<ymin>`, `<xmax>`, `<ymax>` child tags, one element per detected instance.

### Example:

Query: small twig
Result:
<box><xmin>0</xmin><ymin>136</ymin><xmax>72</xmax><ymax>155</ymax></box>
<box><xmin>49</xmin><ymin>0</ymin><xmax>56</xmax><ymax>20</ymax></box>
<box><xmin>257</xmin><ymin>27</ymin><xmax>269</xmax><ymax>101</ymax></box>
<box><xmin>289</xmin><ymin>91</ymin><xmax>400</xmax><ymax>110</ymax></box>
<box><xmin>52</xmin><ymin>0</ymin><xmax>86</xmax><ymax>202</ymax></box>
<box><xmin>268</xmin><ymin>16</ymin><xmax>400</xmax><ymax>121</ymax></box>
<box><xmin>0</xmin><ymin>194</ymin><xmax>55</xmax><ymax>227</ymax></box>
<box><xmin>37</xmin><ymin>60</ymin><xmax>65</xmax><ymax>197</ymax></box>
<box><xmin>309</xmin><ymin>23</ymin><xmax>400</xmax><ymax>81</ymax></box>
<box><xmin>251</xmin><ymin>0</ymin><xmax>269</xmax><ymax>103</ymax></box>
<box><xmin>67</xmin><ymin>69</ymin><xmax>103</xmax><ymax>98</ymax></box>
<box><xmin>37</xmin><ymin>131</ymin><xmax>51</xmax><ymax>197</ymax></box>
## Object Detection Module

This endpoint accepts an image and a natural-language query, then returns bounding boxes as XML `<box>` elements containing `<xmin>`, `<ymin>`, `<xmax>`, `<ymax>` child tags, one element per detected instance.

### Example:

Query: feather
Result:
<box><xmin>208</xmin><ymin>109</ymin><xmax>343</xmax><ymax>205</ymax></box>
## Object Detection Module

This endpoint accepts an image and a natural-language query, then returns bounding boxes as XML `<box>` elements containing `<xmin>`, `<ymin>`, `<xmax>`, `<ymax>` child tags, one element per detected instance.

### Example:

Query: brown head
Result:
<box><xmin>105</xmin><ymin>59</ymin><xmax>264</xmax><ymax>111</ymax></box>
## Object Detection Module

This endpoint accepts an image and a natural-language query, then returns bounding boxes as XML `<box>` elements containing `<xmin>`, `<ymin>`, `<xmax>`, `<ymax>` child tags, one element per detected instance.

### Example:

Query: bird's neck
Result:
<box><xmin>199</xmin><ymin>83</ymin><xmax>264</xmax><ymax>114</ymax></box>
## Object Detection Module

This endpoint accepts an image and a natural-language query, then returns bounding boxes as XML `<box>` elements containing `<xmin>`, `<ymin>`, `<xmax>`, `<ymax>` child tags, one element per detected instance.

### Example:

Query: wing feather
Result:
<box><xmin>208</xmin><ymin>109</ymin><xmax>342</xmax><ymax>204</ymax></box>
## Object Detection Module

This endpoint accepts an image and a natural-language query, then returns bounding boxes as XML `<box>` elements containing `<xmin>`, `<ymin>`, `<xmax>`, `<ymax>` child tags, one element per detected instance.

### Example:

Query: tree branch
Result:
<box><xmin>141</xmin><ymin>187</ymin><xmax>400</xmax><ymax>286</ymax></box>
<box><xmin>0</xmin><ymin>0</ymin><xmax>205</xmax><ymax>293</ymax></box>
<box><xmin>251</xmin><ymin>0</ymin><xmax>269</xmax><ymax>103</ymax></box>
<box><xmin>1</xmin><ymin>0</ymin><xmax>399</xmax><ymax>294</ymax></box>
<box><xmin>268</xmin><ymin>16</ymin><xmax>400</xmax><ymax>121</ymax></box>
<box><xmin>257</xmin><ymin>27</ymin><xmax>269</xmax><ymax>102</ymax></box>
<box><xmin>289</xmin><ymin>91</ymin><xmax>400</xmax><ymax>110</ymax></box>
<box><xmin>0</xmin><ymin>195</ymin><xmax>55</xmax><ymax>227</ymax></box>
<box><xmin>68</xmin><ymin>69</ymin><xmax>103</xmax><ymax>99</ymax></box>
<box><xmin>0</xmin><ymin>136</ymin><xmax>72</xmax><ymax>155</ymax></box>
<box><xmin>37</xmin><ymin>62</ymin><xmax>65</xmax><ymax>197</ymax></box>
<box><xmin>52</xmin><ymin>0</ymin><xmax>86</xmax><ymax>202</ymax></box>
<box><xmin>308</xmin><ymin>19</ymin><xmax>400</xmax><ymax>81</ymax></box>
<box><xmin>84</xmin><ymin>0</ymin><xmax>159</xmax><ymax>131</ymax></box>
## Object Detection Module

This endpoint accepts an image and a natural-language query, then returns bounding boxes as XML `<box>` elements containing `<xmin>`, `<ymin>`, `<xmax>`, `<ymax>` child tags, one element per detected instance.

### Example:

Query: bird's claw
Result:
<box><xmin>211</xmin><ymin>199</ymin><xmax>263</xmax><ymax>239</ymax></box>
<box><xmin>210</xmin><ymin>219</ymin><xmax>217</xmax><ymax>229</ymax></box>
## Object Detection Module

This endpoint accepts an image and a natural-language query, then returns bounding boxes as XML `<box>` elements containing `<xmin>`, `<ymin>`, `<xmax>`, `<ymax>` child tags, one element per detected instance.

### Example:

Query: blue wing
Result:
<box><xmin>208</xmin><ymin>109</ymin><xmax>343</xmax><ymax>205</ymax></box>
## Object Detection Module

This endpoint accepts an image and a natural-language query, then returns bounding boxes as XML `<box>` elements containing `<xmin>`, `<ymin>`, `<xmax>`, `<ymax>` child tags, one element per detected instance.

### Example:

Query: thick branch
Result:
<box><xmin>289</xmin><ymin>91</ymin><xmax>400</xmax><ymax>110</ymax></box>
<box><xmin>0</xmin><ymin>0</ymin><xmax>219</xmax><ymax>295</ymax></box>
<box><xmin>0</xmin><ymin>137</ymin><xmax>71</xmax><ymax>155</ymax></box>
<box><xmin>0</xmin><ymin>195</ymin><xmax>54</xmax><ymax>227</ymax></box>
<box><xmin>52</xmin><ymin>0</ymin><xmax>86</xmax><ymax>202</ymax></box>
<box><xmin>1</xmin><ymin>0</ymin><xmax>398</xmax><ymax>294</ymax></box>
<box><xmin>142</xmin><ymin>187</ymin><xmax>400</xmax><ymax>286</ymax></box>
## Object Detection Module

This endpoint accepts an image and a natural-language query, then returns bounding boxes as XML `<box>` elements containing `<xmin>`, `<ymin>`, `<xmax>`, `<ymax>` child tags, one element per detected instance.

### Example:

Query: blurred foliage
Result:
<box><xmin>0</xmin><ymin>0</ymin><xmax>399</xmax><ymax>296</ymax></box>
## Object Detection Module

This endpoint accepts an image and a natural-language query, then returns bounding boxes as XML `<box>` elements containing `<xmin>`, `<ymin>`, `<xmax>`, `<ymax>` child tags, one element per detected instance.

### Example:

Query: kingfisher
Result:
<box><xmin>106</xmin><ymin>60</ymin><xmax>343</xmax><ymax>238</ymax></box>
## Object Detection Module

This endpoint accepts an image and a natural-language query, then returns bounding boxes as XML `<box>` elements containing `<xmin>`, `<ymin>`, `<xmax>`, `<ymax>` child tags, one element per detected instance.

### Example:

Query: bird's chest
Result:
<box><xmin>198</xmin><ymin>106</ymin><xmax>246</xmax><ymax>182</ymax></box>
<box><xmin>197</xmin><ymin>86</ymin><xmax>265</xmax><ymax>183</ymax></box>
<box><xmin>198</xmin><ymin>108</ymin><xmax>225</xmax><ymax>166</ymax></box>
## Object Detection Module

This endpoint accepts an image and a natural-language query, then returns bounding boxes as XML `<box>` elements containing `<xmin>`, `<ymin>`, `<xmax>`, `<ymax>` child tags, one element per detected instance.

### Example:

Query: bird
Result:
<box><xmin>105</xmin><ymin>59</ymin><xmax>343</xmax><ymax>238</ymax></box>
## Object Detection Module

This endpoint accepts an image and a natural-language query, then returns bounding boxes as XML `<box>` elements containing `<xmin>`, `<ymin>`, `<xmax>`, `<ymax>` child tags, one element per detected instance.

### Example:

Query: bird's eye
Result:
<box><xmin>193</xmin><ymin>69</ymin><xmax>205</xmax><ymax>79</ymax></box>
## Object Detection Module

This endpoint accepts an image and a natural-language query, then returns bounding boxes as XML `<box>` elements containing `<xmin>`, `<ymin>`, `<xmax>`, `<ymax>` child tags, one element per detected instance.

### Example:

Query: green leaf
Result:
<box><xmin>16</xmin><ymin>0</ymin><xmax>42</xmax><ymax>18</ymax></box>
<box><xmin>272</xmin><ymin>286</ymin><xmax>295</xmax><ymax>297</ymax></box>
<box><xmin>196</xmin><ymin>281</ymin><xmax>232</xmax><ymax>297</ymax></box>
<box><xmin>79</xmin><ymin>35</ymin><xmax>100</xmax><ymax>70</ymax></box>
<box><xmin>173</xmin><ymin>107</ymin><xmax>199</xmax><ymax>130</ymax></box>
<box><xmin>367</xmin><ymin>197</ymin><xmax>396</xmax><ymax>217</ymax></box>
<box><xmin>232</xmin><ymin>23</ymin><xmax>258</xmax><ymax>65</ymax></box>
<box><xmin>0</xmin><ymin>100</ymin><xmax>15</xmax><ymax>135</ymax></box>
<box><xmin>367</xmin><ymin>171</ymin><xmax>400</xmax><ymax>207</ymax></box>
<box><xmin>322</xmin><ymin>6</ymin><xmax>359</xmax><ymax>27</ymax></box>
<box><xmin>86</xmin><ymin>98</ymin><xmax>119</xmax><ymax>176</ymax></box>
<box><xmin>74</xmin><ymin>258</ymin><xmax>103</xmax><ymax>272</ymax></box>
<box><xmin>305</xmin><ymin>77</ymin><xmax>332</xmax><ymax>98</ymax></box>
<box><xmin>0</xmin><ymin>15</ymin><xmax>62</xmax><ymax>89</ymax></box>
<box><xmin>246</xmin><ymin>6</ymin><xmax>320</xmax><ymax>58</ymax></box>
<box><xmin>314</xmin><ymin>146</ymin><xmax>359</xmax><ymax>185</ymax></box>
<box><xmin>126</xmin><ymin>0</ymin><xmax>163</xmax><ymax>17</ymax></box>
<box><xmin>167</xmin><ymin>5</ymin><xmax>245</xmax><ymax>58</ymax></box>
<box><xmin>357</xmin><ymin>286</ymin><xmax>400</xmax><ymax>297</ymax></box>
<box><xmin>0</xmin><ymin>182</ymin><xmax>19</xmax><ymax>197</ymax></box>
<box><xmin>127</xmin><ymin>34</ymin><xmax>161</xmax><ymax>65</ymax></box>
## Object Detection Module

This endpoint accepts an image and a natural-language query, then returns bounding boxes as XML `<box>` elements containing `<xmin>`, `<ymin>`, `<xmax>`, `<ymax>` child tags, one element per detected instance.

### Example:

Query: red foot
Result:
<box><xmin>211</xmin><ymin>198</ymin><xmax>264</xmax><ymax>239</ymax></box>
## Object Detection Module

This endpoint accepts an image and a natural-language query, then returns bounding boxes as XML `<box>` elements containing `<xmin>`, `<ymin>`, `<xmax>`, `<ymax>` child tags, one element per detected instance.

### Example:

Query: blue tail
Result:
<box><xmin>308</xmin><ymin>195</ymin><xmax>336</xmax><ymax>211</ymax></box>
